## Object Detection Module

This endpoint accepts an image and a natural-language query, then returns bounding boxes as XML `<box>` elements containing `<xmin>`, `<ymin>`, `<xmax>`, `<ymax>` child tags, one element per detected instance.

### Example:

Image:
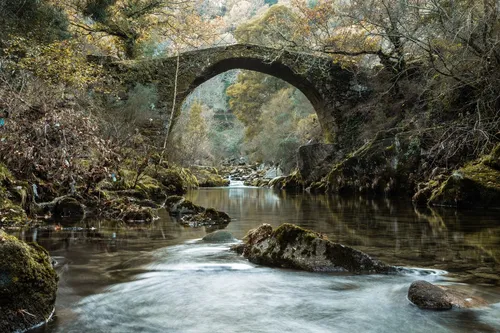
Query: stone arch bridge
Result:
<box><xmin>103</xmin><ymin>44</ymin><xmax>367</xmax><ymax>143</ymax></box>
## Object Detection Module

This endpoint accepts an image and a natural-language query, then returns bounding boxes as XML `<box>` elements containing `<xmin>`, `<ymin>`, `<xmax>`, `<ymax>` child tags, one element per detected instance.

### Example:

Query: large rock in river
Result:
<box><xmin>236</xmin><ymin>223</ymin><xmax>394</xmax><ymax>274</ymax></box>
<box><xmin>0</xmin><ymin>230</ymin><xmax>58</xmax><ymax>332</ymax></box>
<box><xmin>408</xmin><ymin>280</ymin><xmax>488</xmax><ymax>310</ymax></box>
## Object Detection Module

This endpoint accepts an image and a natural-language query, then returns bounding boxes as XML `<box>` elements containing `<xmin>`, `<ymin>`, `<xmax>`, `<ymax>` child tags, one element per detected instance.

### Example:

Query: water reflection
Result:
<box><xmin>186</xmin><ymin>188</ymin><xmax>500</xmax><ymax>285</ymax></box>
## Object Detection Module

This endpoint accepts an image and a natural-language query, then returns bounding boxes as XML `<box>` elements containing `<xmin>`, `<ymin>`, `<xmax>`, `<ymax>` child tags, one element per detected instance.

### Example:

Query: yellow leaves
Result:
<box><xmin>4</xmin><ymin>37</ymin><xmax>104</xmax><ymax>89</ymax></box>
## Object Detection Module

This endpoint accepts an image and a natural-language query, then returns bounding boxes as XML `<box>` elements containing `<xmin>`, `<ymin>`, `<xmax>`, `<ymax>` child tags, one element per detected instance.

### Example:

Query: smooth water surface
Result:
<box><xmin>14</xmin><ymin>187</ymin><xmax>500</xmax><ymax>332</ymax></box>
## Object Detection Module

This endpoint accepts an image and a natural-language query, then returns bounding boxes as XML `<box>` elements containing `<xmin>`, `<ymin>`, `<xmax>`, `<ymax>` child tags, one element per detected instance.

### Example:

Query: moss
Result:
<box><xmin>429</xmin><ymin>158</ymin><xmax>500</xmax><ymax>208</ymax></box>
<box><xmin>165</xmin><ymin>195</ymin><xmax>184</xmax><ymax>207</ymax></box>
<box><xmin>98</xmin><ymin>169</ymin><xmax>167</xmax><ymax>202</ymax></box>
<box><xmin>191</xmin><ymin>168</ymin><xmax>229</xmax><ymax>187</ymax></box>
<box><xmin>0</xmin><ymin>230</ymin><xmax>58</xmax><ymax>332</ymax></box>
<box><xmin>273</xmin><ymin>223</ymin><xmax>325</xmax><ymax>249</ymax></box>
<box><xmin>269</xmin><ymin>170</ymin><xmax>303</xmax><ymax>191</ymax></box>
<box><xmin>321</xmin><ymin>131</ymin><xmax>421</xmax><ymax>195</ymax></box>
<box><xmin>146</xmin><ymin>165</ymin><xmax>198</xmax><ymax>195</ymax></box>
<box><xmin>412</xmin><ymin>180</ymin><xmax>441</xmax><ymax>206</ymax></box>
<box><xmin>0</xmin><ymin>164</ymin><xmax>28</xmax><ymax>226</ymax></box>
<box><xmin>482</xmin><ymin>143</ymin><xmax>500</xmax><ymax>170</ymax></box>
<box><xmin>0</xmin><ymin>163</ymin><xmax>14</xmax><ymax>184</ymax></box>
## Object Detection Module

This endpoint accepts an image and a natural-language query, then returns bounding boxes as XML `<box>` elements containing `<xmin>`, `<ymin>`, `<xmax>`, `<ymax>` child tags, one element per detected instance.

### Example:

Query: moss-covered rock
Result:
<box><xmin>268</xmin><ymin>170</ymin><xmax>303</xmax><ymax>191</ymax></box>
<box><xmin>236</xmin><ymin>223</ymin><xmax>395</xmax><ymax>274</ymax></box>
<box><xmin>482</xmin><ymin>144</ymin><xmax>500</xmax><ymax>170</ymax></box>
<box><xmin>428</xmin><ymin>146</ymin><xmax>500</xmax><ymax>209</ymax></box>
<box><xmin>98</xmin><ymin>169</ymin><xmax>167</xmax><ymax>203</ymax></box>
<box><xmin>97</xmin><ymin>195</ymin><xmax>157</xmax><ymax>222</ymax></box>
<box><xmin>191</xmin><ymin>167</ymin><xmax>229</xmax><ymax>187</ymax></box>
<box><xmin>320</xmin><ymin>130</ymin><xmax>421</xmax><ymax>195</ymax></box>
<box><xmin>0</xmin><ymin>230</ymin><xmax>58</xmax><ymax>332</ymax></box>
<box><xmin>146</xmin><ymin>165</ymin><xmax>198</xmax><ymax>195</ymax></box>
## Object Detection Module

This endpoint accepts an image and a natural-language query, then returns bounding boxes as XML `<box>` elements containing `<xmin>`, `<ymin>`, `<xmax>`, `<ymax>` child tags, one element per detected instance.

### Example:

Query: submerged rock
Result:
<box><xmin>0</xmin><ymin>230</ymin><xmax>58</xmax><ymax>333</ymax></box>
<box><xmin>236</xmin><ymin>223</ymin><xmax>394</xmax><ymax>274</ymax></box>
<box><xmin>408</xmin><ymin>280</ymin><xmax>488</xmax><ymax>310</ymax></box>
<box><xmin>202</xmin><ymin>230</ymin><xmax>235</xmax><ymax>243</ymax></box>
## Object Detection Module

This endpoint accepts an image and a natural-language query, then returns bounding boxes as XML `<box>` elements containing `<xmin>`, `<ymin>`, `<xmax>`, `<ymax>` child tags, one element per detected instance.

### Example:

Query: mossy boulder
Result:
<box><xmin>428</xmin><ymin>146</ymin><xmax>500</xmax><ymax>209</ymax></box>
<box><xmin>236</xmin><ymin>223</ymin><xmax>395</xmax><ymax>274</ymax></box>
<box><xmin>146</xmin><ymin>166</ymin><xmax>198</xmax><ymax>195</ymax></box>
<box><xmin>191</xmin><ymin>167</ymin><xmax>229</xmax><ymax>187</ymax></box>
<box><xmin>0</xmin><ymin>230</ymin><xmax>58</xmax><ymax>332</ymax></box>
<box><xmin>268</xmin><ymin>171</ymin><xmax>303</xmax><ymax>191</ymax></box>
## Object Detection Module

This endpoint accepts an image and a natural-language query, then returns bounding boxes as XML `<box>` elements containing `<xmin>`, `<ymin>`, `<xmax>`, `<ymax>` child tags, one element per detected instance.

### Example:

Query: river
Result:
<box><xmin>14</xmin><ymin>185</ymin><xmax>500</xmax><ymax>332</ymax></box>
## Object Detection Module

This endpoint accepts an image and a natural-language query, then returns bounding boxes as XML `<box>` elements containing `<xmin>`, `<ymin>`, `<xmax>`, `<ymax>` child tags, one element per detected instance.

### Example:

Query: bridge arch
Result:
<box><xmin>186</xmin><ymin>57</ymin><xmax>325</xmax><ymax>117</ymax></box>
<box><xmin>113</xmin><ymin>44</ymin><xmax>358</xmax><ymax>143</ymax></box>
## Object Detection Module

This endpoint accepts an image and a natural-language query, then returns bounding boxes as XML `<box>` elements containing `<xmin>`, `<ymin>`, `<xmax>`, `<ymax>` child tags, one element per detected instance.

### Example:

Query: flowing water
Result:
<box><xmin>13</xmin><ymin>186</ymin><xmax>500</xmax><ymax>333</ymax></box>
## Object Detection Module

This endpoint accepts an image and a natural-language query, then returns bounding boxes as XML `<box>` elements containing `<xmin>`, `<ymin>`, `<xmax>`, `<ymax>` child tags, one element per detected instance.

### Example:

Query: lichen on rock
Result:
<box><xmin>0</xmin><ymin>230</ymin><xmax>58</xmax><ymax>333</ymax></box>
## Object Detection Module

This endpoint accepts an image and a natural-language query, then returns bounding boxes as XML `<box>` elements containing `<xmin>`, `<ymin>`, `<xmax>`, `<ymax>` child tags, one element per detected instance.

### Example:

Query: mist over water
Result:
<box><xmin>22</xmin><ymin>187</ymin><xmax>500</xmax><ymax>333</ymax></box>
